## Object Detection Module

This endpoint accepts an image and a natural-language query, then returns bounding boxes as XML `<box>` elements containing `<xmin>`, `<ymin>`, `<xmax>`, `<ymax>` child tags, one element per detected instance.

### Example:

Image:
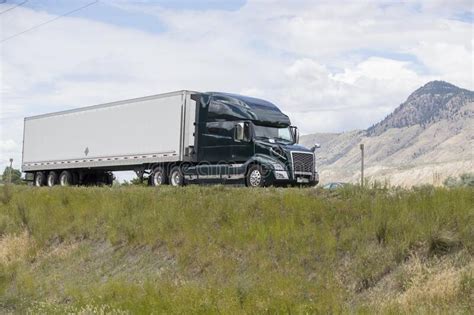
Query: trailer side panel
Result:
<box><xmin>22</xmin><ymin>91</ymin><xmax>195</xmax><ymax>172</ymax></box>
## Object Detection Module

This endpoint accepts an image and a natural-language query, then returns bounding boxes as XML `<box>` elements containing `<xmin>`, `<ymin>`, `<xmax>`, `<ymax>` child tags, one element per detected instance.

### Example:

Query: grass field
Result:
<box><xmin>0</xmin><ymin>185</ymin><xmax>473</xmax><ymax>314</ymax></box>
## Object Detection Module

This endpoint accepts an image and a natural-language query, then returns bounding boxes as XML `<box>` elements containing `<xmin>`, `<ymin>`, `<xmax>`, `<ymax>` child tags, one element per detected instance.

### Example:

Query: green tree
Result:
<box><xmin>443</xmin><ymin>173</ymin><xmax>474</xmax><ymax>187</ymax></box>
<box><xmin>1</xmin><ymin>166</ymin><xmax>22</xmax><ymax>184</ymax></box>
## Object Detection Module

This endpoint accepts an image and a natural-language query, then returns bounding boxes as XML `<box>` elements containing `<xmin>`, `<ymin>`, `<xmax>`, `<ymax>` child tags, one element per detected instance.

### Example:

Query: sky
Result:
<box><xmin>0</xmin><ymin>0</ymin><xmax>473</xmax><ymax>173</ymax></box>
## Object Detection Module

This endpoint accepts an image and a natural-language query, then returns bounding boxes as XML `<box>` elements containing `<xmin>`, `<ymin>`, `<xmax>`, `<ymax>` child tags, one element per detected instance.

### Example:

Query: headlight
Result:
<box><xmin>275</xmin><ymin>171</ymin><xmax>289</xmax><ymax>180</ymax></box>
<box><xmin>271</xmin><ymin>162</ymin><xmax>285</xmax><ymax>171</ymax></box>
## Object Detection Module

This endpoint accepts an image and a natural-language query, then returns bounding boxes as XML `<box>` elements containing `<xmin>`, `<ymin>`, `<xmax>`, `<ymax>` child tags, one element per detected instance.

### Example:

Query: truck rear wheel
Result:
<box><xmin>246</xmin><ymin>165</ymin><xmax>265</xmax><ymax>187</ymax></box>
<box><xmin>34</xmin><ymin>172</ymin><xmax>46</xmax><ymax>187</ymax></box>
<box><xmin>47</xmin><ymin>171</ymin><xmax>58</xmax><ymax>187</ymax></box>
<box><xmin>59</xmin><ymin>170</ymin><xmax>73</xmax><ymax>186</ymax></box>
<box><xmin>169</xmin><ymin>166</ymin><xmax>184</xmax><ymax>187</ymax></box>
<box><xmin>150</xmin><ymin>166</ymin><xmax>167</xmax><ymax>186</ymax></box>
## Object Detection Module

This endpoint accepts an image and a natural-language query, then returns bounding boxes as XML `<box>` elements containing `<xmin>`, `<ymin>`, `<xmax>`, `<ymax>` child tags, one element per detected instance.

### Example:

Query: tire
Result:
<box><xmin>169</xmin><ymin>166</ymin><xmax>184</xmax><ymax>187</ymax></box>
<box><xmin>34</xmin><ymin>172</ymin><xmax>46</xmax><ymax>187</ymax></box>
<box><xmin>105</xmin><ymin>172</ymin><xmax>114</xmax><ymax>186</ymax></box>
<box><xmin>47</xmin><ymin>171</ymin><xmax>58</xmax><ymax>187</ymax></box>
<box><xmin>150</xmin><ymin>166</ymin><xmax>167</xmax><ymax>186</ymax></box>
<box><xmin>246</xmin><ymin>165</ymin><xmax>265</xmax><ymax>187</ymax></box>
<box><xmin>72</xmin><ymin>172</ymin><xmax>79</xmax><ymax>186</ymax></box>
<box><xmin>59</xmin><ymin>170</ymin><xmax>73</xmax><ymax>186</ymax></box>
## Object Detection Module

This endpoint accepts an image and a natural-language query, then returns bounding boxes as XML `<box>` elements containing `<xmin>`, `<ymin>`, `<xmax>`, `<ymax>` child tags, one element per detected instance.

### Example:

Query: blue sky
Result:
<box><xmin>0</xmin><ymin>0</ymin><xmax>473</xmax><ymax>171</ymax></box>
<box><xmin>17</xmin><ymin>0</ymin><xmax>246</xmax><ymax>34</ymax></box>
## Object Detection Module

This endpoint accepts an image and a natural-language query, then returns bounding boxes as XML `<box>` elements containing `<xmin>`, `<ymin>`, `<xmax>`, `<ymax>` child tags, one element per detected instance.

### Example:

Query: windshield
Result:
<box><xmin>253</xmin><ymin>125</ymin><xmax>293</xmax><ymax>143</ymax></box>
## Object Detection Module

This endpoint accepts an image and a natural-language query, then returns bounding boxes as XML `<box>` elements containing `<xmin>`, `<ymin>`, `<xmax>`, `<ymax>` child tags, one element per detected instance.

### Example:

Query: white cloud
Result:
<box><xmin>0</xmin><ymin>139</ymin><xmax>20</xmax><ymax>167</ymax></box>
<box><xmin>409</xmin><ymin>41</ymin><xmax>474</xmax><ymax>88</ymax></box>
<box><xmin>0</xmin><ymin>0</ymin><xmax>472</xmax><ymax>171</ymax></box>
<box><xmin>0</xmin><ymin>139</ymin><xmax>18</xmax><ymax>151</ymax></box>
<box><xmin>335</xmin><ymin>58</ymin><xmax>418</xmax><ymax>83</ymax></box>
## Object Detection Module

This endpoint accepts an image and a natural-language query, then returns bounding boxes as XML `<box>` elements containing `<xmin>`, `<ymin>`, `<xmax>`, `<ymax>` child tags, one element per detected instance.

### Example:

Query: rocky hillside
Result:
<box><xmin>367</xmin><ymin>81</ymin><xmax>473</xmax><ymax>136</ymax></box>
<box><xmin>301</xmin><ymin>81</ymin><xmax>474</xmax><ymax>186</ymax></box>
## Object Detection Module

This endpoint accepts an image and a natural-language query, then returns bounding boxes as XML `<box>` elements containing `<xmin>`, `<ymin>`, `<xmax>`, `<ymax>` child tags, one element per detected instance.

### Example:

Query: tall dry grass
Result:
<box><xmin>0</xmin><ymin>185</ymin><xmax>472</xmax><ymax>313</ymax></box>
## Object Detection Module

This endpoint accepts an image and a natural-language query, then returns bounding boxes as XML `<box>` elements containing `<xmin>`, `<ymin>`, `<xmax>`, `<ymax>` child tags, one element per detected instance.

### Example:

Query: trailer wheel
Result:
<box><xmin>72</xmin><ymin>172</ymin><xmax>79</xmax><ymax>186</ymax></box>
<box><xmin>34</xmin><ymin>172</ymin><xmax>46</xmax><ymax>187</ymax></box>
<box><xmin>150</xmin><ymin>166</ymin><xmax>167</xmax><ymax>186</ymax></box>
<box><xmin>59</xmin><ymin>170</ymin><xmax>73</xmax><ymax>186</ymax></box>
<box><xmin>169</xmin><ymin>166</ymin><xmax>184</xmax><ymax>187</ymax></box>
<box><xmin>246</xmin><ymin>165</ymin><xmax>265</xmax><ymax>187</ymax></box>
<box><xmin>47</xmin><ymin>171</ymin><xmax>58</xmax><ymax>187</ymax></box>
<box><xmin>105</xmin><ymin>172</ymin><xmax>114</xmax><ymax>186</ymax></box>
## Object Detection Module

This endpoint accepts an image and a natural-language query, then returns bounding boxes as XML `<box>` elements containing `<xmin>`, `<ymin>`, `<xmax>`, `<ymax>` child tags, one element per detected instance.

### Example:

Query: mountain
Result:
<box><xmin>301</xmin><ymin>81</ymin><xmax>474</xmax><ymax>187</ymax></box>
<box><xmin>367</xmin><ymin>81</ymin><xmax>473</xmax><ymax>136</ymax></box>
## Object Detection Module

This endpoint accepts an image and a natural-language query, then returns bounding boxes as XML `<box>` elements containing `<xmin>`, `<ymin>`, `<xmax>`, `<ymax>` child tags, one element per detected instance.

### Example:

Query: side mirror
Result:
<box><xmin>235</xmin><ymin>123</ymin><xmax>244</xmax><ymax>141</ymax></box>
<box><xmin>235</xmin><ymin>122</ymin><xmax>250</xmax><ymax>142</ymax></box>
<box><xmin>290</xmin><ymin>126</ymin><xmax>299</xmax><ymax>144</ymax></box>
<box><xmin>311</xmin><ymin>143</ymin><xmax>321</xmax><ymax>152</ymax></box>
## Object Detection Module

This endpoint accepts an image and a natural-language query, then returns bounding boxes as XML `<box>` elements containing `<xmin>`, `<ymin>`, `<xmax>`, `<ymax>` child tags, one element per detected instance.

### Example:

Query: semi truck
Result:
<box><xmin>22</xmin><ymin>90</ymin><xmax>319</xmax><ymax>187</ymax></box>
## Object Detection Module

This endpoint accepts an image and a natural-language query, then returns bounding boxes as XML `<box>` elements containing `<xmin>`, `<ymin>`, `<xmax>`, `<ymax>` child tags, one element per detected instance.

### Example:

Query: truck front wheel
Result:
<box><xmin>246</xmin><ymin>165</ymin><xmax>265</xmax><ymax>187</ymax></box>
<box><xmin>169</xmin><ymin>166</ymin><xmax>184</xmax><ymax>187</ymax></box>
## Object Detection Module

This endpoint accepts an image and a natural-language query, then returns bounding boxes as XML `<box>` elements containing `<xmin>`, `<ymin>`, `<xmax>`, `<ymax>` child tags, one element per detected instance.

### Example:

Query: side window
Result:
<box><xmin>207</xmin><ymin>124</ymin><xmax>222</xmax><ymax>135</ymax></box>
<box><xmin>243</xmin><ymin>122</ymin><xmax>250</xmax><ymax>141</ymax></box>
<box><xmin>204</xmin><ymin>122</ymin><xmax>234</xmax><ymax>143</ymax></box>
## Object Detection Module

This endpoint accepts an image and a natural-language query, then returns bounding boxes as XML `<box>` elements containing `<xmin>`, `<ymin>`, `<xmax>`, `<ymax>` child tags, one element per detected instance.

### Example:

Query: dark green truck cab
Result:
<box><xmin>181</xmin><ymin>92</ymin><xmax>319</xmax><ymax>187</ymax></box>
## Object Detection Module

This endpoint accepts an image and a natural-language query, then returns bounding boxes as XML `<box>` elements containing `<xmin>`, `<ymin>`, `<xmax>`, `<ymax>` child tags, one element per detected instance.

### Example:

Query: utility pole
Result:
<box><xmin>8</xmin><ymin>158</ymin><xmax>13</xmax><ymax>184</ymax></box>
<box><xmin>360</xmin><ymin>144</ymin><xmax>364</xmax><ymax>187</ymax></box>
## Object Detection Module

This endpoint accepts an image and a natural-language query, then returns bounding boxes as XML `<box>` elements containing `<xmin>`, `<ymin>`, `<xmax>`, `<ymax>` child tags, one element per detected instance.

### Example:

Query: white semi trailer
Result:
<box><xmin>22</xmin><ymin>90</ymin><xmax>319</xmax><ymax>187</ymax></box>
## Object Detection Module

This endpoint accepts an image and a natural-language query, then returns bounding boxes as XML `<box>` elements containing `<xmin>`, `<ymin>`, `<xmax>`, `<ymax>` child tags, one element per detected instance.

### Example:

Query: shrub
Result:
<box><xmin>444</xmin><ymin>173</ymin><xmax>474</xmax><ymax>187</ymax></box>
<box><xmin>0</xmin><ymin>185</ymin><xmax>472</xmax><ymax>313</ymax></box>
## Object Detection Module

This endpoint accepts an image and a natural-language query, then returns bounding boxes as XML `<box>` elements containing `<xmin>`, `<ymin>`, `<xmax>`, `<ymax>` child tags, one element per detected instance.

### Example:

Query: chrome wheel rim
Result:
<box><xmin>48</xmin><ymin>176</ymin><xmax>54</xmax><ymax>187</ymax></box>
<box><xmin>249</xmin><ymin>170</ymin><xmax>262</xmax><ymax>187</ymax></box>
<box><xmin>170</xmin><ymin>171</ymin><xmax>180</xmax><ymax>186</ymax></box>
<box><xmin>60</xmin><ymin>175</ymin><xmax>68</xmax><ymax>186</ymax></box>
<box><xmin>35</xmin><ymin>174</ymin><xmax>42</xmax><ymax>186</ymax></box>
<box><xmin>153</xmin><ymin>171</ymin><xmax>163</xmax><ymax>186</ymax></box>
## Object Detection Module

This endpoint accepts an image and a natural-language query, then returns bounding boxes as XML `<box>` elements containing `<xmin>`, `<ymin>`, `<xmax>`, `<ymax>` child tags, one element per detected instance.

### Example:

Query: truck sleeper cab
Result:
<box><xmin>22</xmin><ymin>91</ymin><xmax>319</xmax><ymax>187</ymax></box>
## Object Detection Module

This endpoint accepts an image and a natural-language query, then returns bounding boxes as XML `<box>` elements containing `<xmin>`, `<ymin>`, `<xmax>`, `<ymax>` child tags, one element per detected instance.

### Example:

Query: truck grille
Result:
<box><xmin>291</xmin><ymin>152</ymin><xmax>314</xmax><ymax>175</ymax></box>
